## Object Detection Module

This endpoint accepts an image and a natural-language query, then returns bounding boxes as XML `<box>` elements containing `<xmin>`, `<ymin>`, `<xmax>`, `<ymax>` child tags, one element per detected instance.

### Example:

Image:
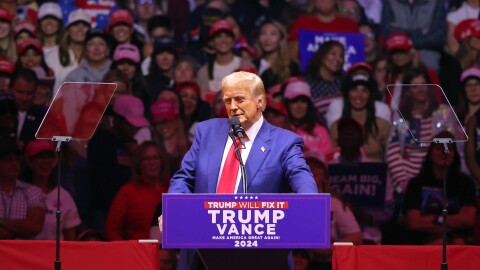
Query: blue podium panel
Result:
<box><xmin>162</xmin><ymin>193</ymin><xmax>330</xmax><ymax>249</ymax></box>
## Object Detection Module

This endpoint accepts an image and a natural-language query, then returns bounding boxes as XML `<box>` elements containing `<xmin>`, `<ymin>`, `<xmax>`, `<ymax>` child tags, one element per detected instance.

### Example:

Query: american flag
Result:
<box><xmin>313</xmin><ymin>93</ymin><xmax>342</xmax><ymax>120</ymax></box>
<box><xmin>387</xmin><ymin>118</ymin><xmax>433</xmax><ymax>193</ymax></box>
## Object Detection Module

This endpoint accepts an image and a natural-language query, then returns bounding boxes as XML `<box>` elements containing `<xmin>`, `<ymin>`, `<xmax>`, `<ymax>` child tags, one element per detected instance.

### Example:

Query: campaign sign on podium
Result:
<box><xmin>162</xmin><ymin>194</ymin><xmax>330</xmax><ymax>249</ymax></box>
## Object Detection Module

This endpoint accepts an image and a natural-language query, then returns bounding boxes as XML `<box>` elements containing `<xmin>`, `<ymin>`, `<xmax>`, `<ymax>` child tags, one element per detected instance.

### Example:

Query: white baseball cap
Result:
<box><xmin>38</xmin><ymin>2</ymin><xmax>63</xmax><ymax>21</ymax></box>
<box><xmin>66</xmin><ymin>9</ymin><xmax>91</xmax><ymax>28</ymax></box>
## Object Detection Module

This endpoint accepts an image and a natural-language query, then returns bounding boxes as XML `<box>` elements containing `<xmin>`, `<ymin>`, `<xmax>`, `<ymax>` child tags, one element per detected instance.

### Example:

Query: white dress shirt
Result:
<box><xmin>216</xmin><ymin>115</ymin><xmax>264</xmax><ymax>193</ymax></box>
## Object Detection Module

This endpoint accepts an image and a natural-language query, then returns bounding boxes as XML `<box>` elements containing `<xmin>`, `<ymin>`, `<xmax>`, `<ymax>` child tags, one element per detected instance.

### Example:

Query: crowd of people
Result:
<box><xmin>0</xmin><ymin>0</ymin><xmax>480</xmax><ymax>269</ymax></box>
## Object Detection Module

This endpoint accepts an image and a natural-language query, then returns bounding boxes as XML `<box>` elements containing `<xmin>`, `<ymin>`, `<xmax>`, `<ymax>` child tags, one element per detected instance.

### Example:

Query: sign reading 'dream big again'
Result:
<box><xmin>162</xmin><ymin>194</ymin><xmax>330</xmax><ymax>249</ymax></box>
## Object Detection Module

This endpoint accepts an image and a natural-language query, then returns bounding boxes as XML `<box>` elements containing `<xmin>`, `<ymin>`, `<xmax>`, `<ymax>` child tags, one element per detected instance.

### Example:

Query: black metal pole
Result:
<box><xmin>54</xmin><ymin>141</ymin><xmax>63</xmax><ymax>270</ymax></box>
<box><xmin>441</xmin><ymin>143</ymin><xmax>448</xmax><ymax>270</ymax></box>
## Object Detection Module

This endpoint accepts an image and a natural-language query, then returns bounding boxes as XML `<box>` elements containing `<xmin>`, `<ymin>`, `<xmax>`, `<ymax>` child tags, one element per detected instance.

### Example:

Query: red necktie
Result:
<box><xmin>217</xmin><ymin>137</ymin><xmax>242</xmax><ymax>193</ymax></box>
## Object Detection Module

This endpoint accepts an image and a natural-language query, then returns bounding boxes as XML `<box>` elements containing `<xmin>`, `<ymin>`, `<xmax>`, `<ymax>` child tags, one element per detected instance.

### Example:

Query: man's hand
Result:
<box><xmin>158</xmin><ymin>215</ymin><xmax>162</xmax><ymax>235</ymax></box>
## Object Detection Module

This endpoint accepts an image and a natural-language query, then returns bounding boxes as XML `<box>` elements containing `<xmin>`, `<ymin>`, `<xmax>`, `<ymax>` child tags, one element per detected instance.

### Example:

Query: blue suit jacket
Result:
<box><xmin>168</xmin><ymin>118</ymin><xmax>317</xmax><ymax>194</ymax></box>
<box><xmin>168</xmin><ymin>118</ymin><xmax>317</xmax><ymax>270</ymax></box>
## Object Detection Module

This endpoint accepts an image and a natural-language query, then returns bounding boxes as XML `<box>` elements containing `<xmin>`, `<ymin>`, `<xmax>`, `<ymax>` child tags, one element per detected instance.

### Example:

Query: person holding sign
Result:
<box><xmin>328</xmin><ymin>117</ymin><xmax>394</xmax><ymax>244</ymax></box>
<box><xmin>287</xmin><ymin>0</ymin><xmax>359</xmax><ymax>63</ymax></box>
<box><xmin>162</xmin><ymin>71</ymin><xmax>317</xmax><ymax>269</ymax></box>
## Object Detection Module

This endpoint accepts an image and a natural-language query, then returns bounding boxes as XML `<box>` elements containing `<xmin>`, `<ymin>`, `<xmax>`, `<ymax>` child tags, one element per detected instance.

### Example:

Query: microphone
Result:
<box><xmin>229</xmin><ymin>116</ymin><xmax>245</xmax><ymax>148</ymax></box>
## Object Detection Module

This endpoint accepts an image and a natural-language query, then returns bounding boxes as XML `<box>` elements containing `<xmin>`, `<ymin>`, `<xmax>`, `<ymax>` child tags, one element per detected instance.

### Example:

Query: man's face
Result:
<box><xmin>13</xmin><ymin>77</ymin><xmax>36</xmax><ymax>111</ymax></box>
<box><xmin>86</xmin><ymin>37</ymin><xmax>109</xmax><ymax>63</ymax></box>
<box><xmin>223</xmin><ymin>82</ymin><xmax>264</xmax><ymax>130</ymax></box>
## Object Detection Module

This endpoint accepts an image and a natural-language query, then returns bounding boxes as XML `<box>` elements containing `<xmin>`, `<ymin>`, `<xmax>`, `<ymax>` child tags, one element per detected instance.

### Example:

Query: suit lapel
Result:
<box><xmin>206</xmin><ymin>120</ymin><xmax>230</xmax><ymax>193</ymax></box>
<box><xmin>241</xmin><ymin>120</ymin><xmax>271</xmax><ymax>193</ymax></box>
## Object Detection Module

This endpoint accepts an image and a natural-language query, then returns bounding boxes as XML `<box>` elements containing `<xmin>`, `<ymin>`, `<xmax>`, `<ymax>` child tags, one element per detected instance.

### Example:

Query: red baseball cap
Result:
<box><xmin>209</xmin><ymin>19</ymin><xmax>234</xmax><ymax>38</ymax></box>
<box><xmin>454</xmin><ymin>19</ymin><xmax>480</xmax><ymax>42</ymax></box>
<box><xmin>109</xmin><ymin>9</ymin><xmax>133</xmax><ymax>27</ymax></box>
<box><xmin>235</xmin><ymin>64</ymin><xmax>258</xmax><ymax>74</ymax></box>
<box><xmin>385</xmin><ymin>33</ymin><xmax>413</xmax><ymax>53</ymax></box>
<box><xmin>238</xmin><ymin>42</ymin><xmax>258</xmax><ymax>59</ymax></box>
<box><xmin>266</xmin><ymin>97</ymin><xmax>287</xmax><ymax>116</ymax></box>
<box><xmin>18</xmin><ymin>38</ymin><xmax>43</xmax><ymax>55</ymax></box>
<box><xmin>150</xmin><ymin>98</ymin><xmax>179</xmax><ymax>122</ymax></box>
<box><xmin>347</xmin><ymin>62</ymin><xmax>373</xmax><ymax>75</ymax></box>
<box><xmin>0</xmin><ymin>7</ymin><xmax>13</xmax><ymax>22</ymax></box>
<box><xmin>267</xmin><ymin>83</ymin><xmax>282</xmax><ymax>97</ymax></box>
<box><xmin>0</xmin><ymin>58</ymin><xmax>14</xmax><ymax>75</ymax></box>
<box><xmin>25</xmin><ymin>140</ymin><xmax>55</xmax><ymax>158</ymax></box>
<box><xmin>175</xmin><ymin>81</ymin><xmax>201</xmax><ymax>97</ymax></box>
<box><xmin>14</xmin><ymin>22</ymin><xmax>38</xmax><ymax>38</ymax></box>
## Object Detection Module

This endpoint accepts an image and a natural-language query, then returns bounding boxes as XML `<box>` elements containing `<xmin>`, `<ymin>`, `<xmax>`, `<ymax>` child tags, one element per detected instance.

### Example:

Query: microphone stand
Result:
<box><xmin>52</xmin><ymin>136</ymin><xmax>72</xmax><ymax>270</ymax></box>
<box><xmin>433</xmin><ymin>137</ymin><xmax>453</xmax><ymax>270</ymax></box>
<box><xmin>229</xmin><ymin>132</ymin><xmax>247</xmax><ymax>193</ymax></box>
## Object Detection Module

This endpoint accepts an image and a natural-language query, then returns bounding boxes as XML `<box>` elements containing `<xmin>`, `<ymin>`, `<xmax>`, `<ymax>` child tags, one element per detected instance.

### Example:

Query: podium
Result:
<box><xmin>162</xmin><ymin>194</ymin><xmax>330</xmax><ymax>270</ymax></box>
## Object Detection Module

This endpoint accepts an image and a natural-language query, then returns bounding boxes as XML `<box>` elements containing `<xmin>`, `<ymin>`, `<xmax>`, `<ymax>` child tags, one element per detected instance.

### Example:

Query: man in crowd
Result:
<box><xmin>0</xmin><ymin>140</ymin><xmax>45</xmax><ymax>239</ymax></box>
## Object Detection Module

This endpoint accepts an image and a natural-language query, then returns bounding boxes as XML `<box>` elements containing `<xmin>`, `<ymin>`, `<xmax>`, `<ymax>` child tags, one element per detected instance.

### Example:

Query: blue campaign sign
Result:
<box><xmin>298</xmin><ymin>30</ymin><xmax>365</xmax><ymax>72</ymax></box>
<box><xmin>328</xmin><ymin>162</ymin><xmax>387</xmax><ymax>208</ymax></box>
<box><xmin>162</xmin><ymin>194</ymin><xmax>330</xmax><ymax>249</ymax></box>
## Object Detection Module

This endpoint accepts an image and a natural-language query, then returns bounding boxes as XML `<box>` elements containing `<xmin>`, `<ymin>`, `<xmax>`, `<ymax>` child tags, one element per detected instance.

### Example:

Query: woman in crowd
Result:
<box><xmin>105</xmin><ymin>141</ymin><xmax>170</xmax><ymax>240</ymax></box>
<box><xmin>211</xmin><ymin>91</ymin><xmax>227</xmax><ymax>118</ymax></box>
<box><xmin>0</xmin><ymin>7</ymin><xmax>17</xmax><ymax>62</ymax></box>
<box><xmin>111</xmin><ymin>44</ymin><xmax>148</xmax><ymax>103</ymax></box>
<box><xmin>445</xmin><ymin>0</ymin><xmax>480</xmax><ymax>56</ymax></box>
<box><xmin>37</xmin><ymin>2</ymin><xmax>64</xmax><ymax>56</ymax></box>
<box><xmin>283</xmin><ymin>79</ymin><xmax>332</xmax><ymax>154</ymax></box>
<box><xmin>150</xmin><ymin>99</ymin><xmax>189</xmax><ymax>174</ymax></box>
<box><xmin>172</xmin><ymin>56</ymin><xmax>198</xmax><ymax>84</ymax></box>
<box><xmin>441</xmin><ymin>19</ymin><xmax>480</xmax><ymax>106</ymax></box>
<box><xmin>264</xmin><ymin>96</ymin><xmax>290</xmax><ymax>130</ymax></box>
<box><xmin>108</xmin><ymin>9</ymin><xmax>144</xmax><ymax>58</ymax></box>
<box><xmin>253</xmin><ymin>20</ymin><xmax>300</xmax><ymax>91</ymax></box>
<box><xmin>384</xmin><ymin>33</ymin><xmax>439</xmax><ymax>107</ymax></box>
<box><xmin>304</xmin><ymin>40</ymin><xmax>345</xmax><ymax>117</ymax></box>
<box><xmin>23</xmin><ymin>140</ymin><xmax>81</xmax><ymax>240</ymax></box>
<box><xmin>15</xmin><ymin>39</ymin><xmax>53</xmax><ymax>76</ymax></box>
<box><xmin>457</xmin><ymin>67</ymin><xmax>480</xmax><ymax>124</ymax></box>
<box><xmin>403</xmin><ymin>131</ymin><xmax>477</xmax><ymax>244</ymax></box>
<box><xmin>359</xmin><ymin>22</ymin><xmax>382</xmax><ymax>66</ymax></box>
<box><xmin>46</xmin><ymin>9</ymin><xmax>90</xmax><ymax>94</ymax></box>
<box><xmin>175</xmin><ymin>81</ymin><xmax>211</xmax><ymax>139</ymax></box>
<box><xmin>327</xmin><ymin>74</ymin><xmax>391</xmax><ymax>162</ymax></box>
<box><xmin>145</xmin><ymin>35</ymin><xmax>176</xmax><ymax>105</ymax></box>
<box><xmin>387</xmin><ymin>68</ymin><xmax>459</xmax><ymax>195</ymax></box>
<box><xmin>14</xmin><ymin>22</ymin><xmax>37</xmax><ymax>47</ymax></box>
<box><xmin>288</xmin><ymin>0</ymin><xmax>358</xmax><ymax>62</ymax></box>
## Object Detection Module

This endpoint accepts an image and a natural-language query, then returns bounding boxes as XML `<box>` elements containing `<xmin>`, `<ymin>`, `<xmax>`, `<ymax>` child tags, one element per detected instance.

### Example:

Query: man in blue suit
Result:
<box><xmin>163</xmin><ymin>71</ymin><xmax>317</xmax><ymax>269</ymax></box>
